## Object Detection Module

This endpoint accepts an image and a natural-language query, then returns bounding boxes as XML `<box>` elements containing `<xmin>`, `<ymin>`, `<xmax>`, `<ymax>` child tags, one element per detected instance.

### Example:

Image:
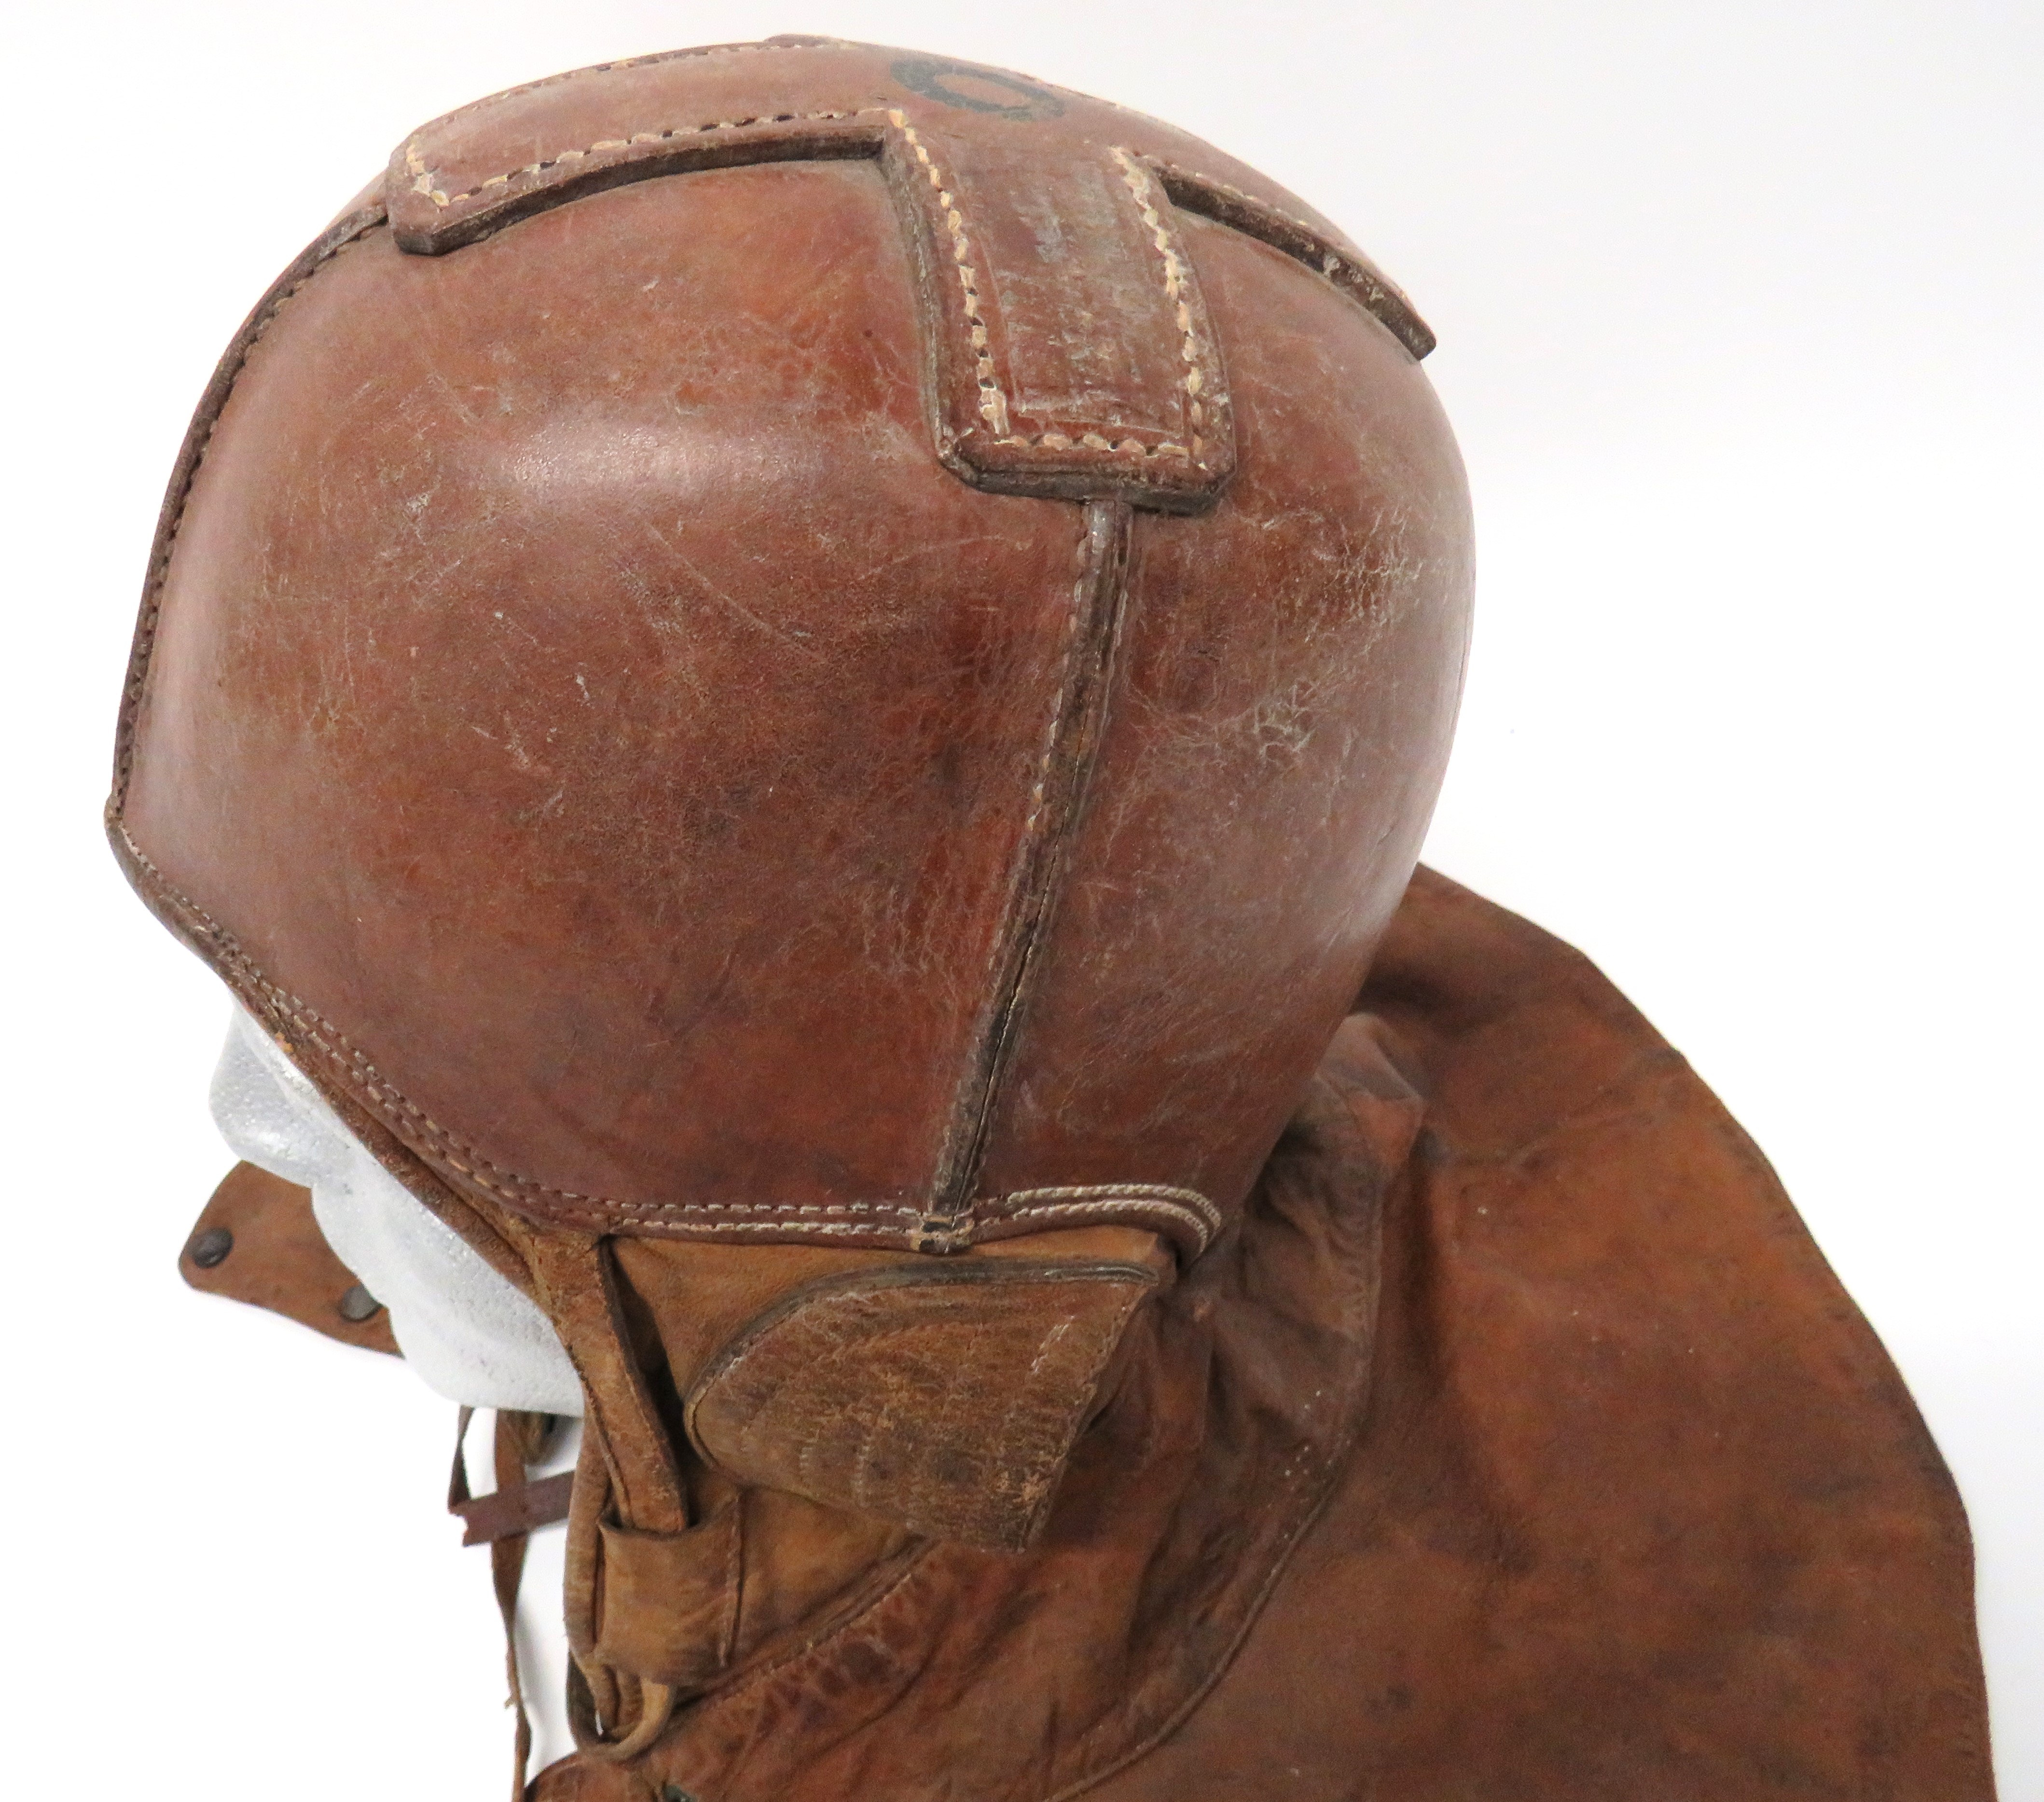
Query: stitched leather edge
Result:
<box><xmin>110</xmin><ymin>205</ymin><xmax>386</xmax><ymax>812</ymax></box>
<box><xmin>927</xmin><ymin>501</ymin><xmax>1132</xmax><ymax>1223</ymax></box>
<box><xmin>1146</xmin><ymin>156</ymin><xmax>1436</xmax><ymax>360</ymax></box>
<box><xmin>109</xmin><ymin>818</ymin><xmax>1220</xmax><ymax>1258</ymax></box>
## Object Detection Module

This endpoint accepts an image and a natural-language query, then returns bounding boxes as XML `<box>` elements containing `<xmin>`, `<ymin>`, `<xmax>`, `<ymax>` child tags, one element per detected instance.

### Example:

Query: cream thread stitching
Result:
<box><xmin>1110</xmin><ymin>148</ymin><xmax>1211</xmax><ymax>459</ymax></box>
<box><xmin>405</xmin><ymin>111</ymin><xmax>1206</xmax><ymax>465</ymax></box>
<box><xmin>886</xmin><ymin>109</ymin><xmax>1009</xmax><ymax>438</ymax></box>
<box><xmin>1000</xmin><ymin>1183</ymin><xmax>1223</xmax><ymax>1232</ymax></box>
<box><xmin>943</xmin><ymin>512</ymin><xmax>1095</xmax><ymax>1230</ymax></box>
<box><xmin>117</xmin><ymin>824</ymin><xmax>1217</xmax><ymax>1248</ymax></box>
<box><xmin>1151</xmin><ymin>165</ymin><xmax>1338</xmax><ymax>253</ymax></box>
<box><xmin>1142</xmin><ymin>156</ymin><xmax>1426</xmax><ymax>341</ymax></box>
<box><xmin>406</xmin><ymin>107</ymin><xmax>875</xmax><ymax>209</ymax></box>
<box><xmin>997</xmin><ymin>1200</ymin><xmax>1216</xmax><ymax>1245</ymax></box>
<box><xmin>112</xmin><ymin>216</ymin><xmax>381</xmax><ymax>806</ymax></box>
<box><xmin>117</xmin><ymin>826</ymin><xmax>925</xmax><ymax>1229</ymax></box>
<box><xmin>1022</xmin><ymin>514</ymin><xmax>1097</xmax><ymax>844</ymax></box>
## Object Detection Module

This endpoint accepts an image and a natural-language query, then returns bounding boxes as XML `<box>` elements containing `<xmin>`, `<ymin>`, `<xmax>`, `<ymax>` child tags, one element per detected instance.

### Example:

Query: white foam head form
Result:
<box><xmin>210</xmin><ymin>1006</ymin><xmax>582</xmax><ymax>1415</ymax></box>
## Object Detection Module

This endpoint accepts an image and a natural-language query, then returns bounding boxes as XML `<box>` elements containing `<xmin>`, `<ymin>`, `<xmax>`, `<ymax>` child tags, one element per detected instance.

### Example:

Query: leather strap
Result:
<box><xmin>449</xmin><ymin>1408</ymin><xmax>569</xmax><ymax>1802</ymax></box>
<box><xmin>383</xmin><ymin>42</ymin><xmax>1258</xmax><ymax>510</ymax></box>
<box><xmin>453</xmin><ymin>1470</ymin><xmax>575</xmax><ymax>1546</ymax></box>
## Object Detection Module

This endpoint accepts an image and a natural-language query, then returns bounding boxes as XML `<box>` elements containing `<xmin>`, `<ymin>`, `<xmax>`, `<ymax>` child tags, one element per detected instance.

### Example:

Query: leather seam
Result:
<box><xmin>403</xmin><ymin>107</ymin><xmax>878</xmax><ymax>208</ymax></box>
<box><xmin>684</xmin><ymin>1540</ymin><xmax>938</xmax><ymax>1718</ymax></box>
<box><xmin>110</xmin><ymin>212</ymin><xmax>383</xmax><ymax>810</ymax></box>
<box><xmin>928</xmin><ymin>503</ymin><xmax>1123</xmax><ymax>1225</ymax></box>
<box><xmin>1109</xmin><ymin>149</ymin><xmax>1212</xmax><ymax>456</ymax></box>
<box><xmin>403</xmin><ymin>113</ymin><xmax>1213</xmax><ymax>462</ymax></box>
<box><xmin>1042</xmin><ymin>1114</ymin><xmax>1385</xmax><ymax>1802</ymax></box>
<box><xmin>1140</xmin><ymin>154</ymin><xmax>1436</xmax><ymax>359</ymax></box>
<box><xmin>112</xmin><ymin>821</ymin><xmax>1218</xmax><ymax>1253</ymax></box>
<box><xmin>887</xmin><ymin>109</ymin><xmax>1010</xmax><ymax>439</ymax></box>
<box><xmin>925</xmin><ymin>509</ymin><xmax>1094</xmax><ymax>1218</ymax></box>
<box><xmin>996</xmin><ymin>1195</ymin><xmax>1222</xmax><ymax>1237</ymax></box>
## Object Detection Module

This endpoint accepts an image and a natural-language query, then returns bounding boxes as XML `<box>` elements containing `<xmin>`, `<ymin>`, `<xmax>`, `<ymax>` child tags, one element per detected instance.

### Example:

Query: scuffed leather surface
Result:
<box><xmin>564</xmin><ymin>1010</ymin><xmax>1401</xmax><ymax>1802</ymax></box>
<box><xmin>107</xmin><ymin>42</ymin><xmax>1988</xmax><ymax>1796</ymax></box>
<box><xmin>112</xmin><ymin>41</ymin><xmax>1472</xmax><ymax>1257</ymax></box>
<box><xmin>685</xmin><ymin>1261</ymin><xmax>1160</xmax><ymax>1552</ymax></box>
<box><xmin>180</xmin><ymin>1160</ymin><xmax>398</xmax><ymax>1355</ymax></box>
<box><xmin>975</xmin><ymin>208</ymin><xmax>1469</xmax><ymax>1219</ymax></box>
<box><xmin>530</xmin><ymin>870</ymin><xmax>1993</xmax><ymax>1802</ymax></box>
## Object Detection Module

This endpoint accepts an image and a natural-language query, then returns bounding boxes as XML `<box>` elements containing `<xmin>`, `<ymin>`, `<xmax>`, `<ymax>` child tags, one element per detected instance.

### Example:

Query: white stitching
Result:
<box><xmin>943</xmin><ymin>511</ymin><xmax>1094</xmax><ymax>1234</ymax></box>
<box><xmin>1022</xmin><ymin>515</ymin><xmax>1094</xmax><ymax>842</ymax></box>
<box><xmin>997</xmin><ymin>1199</ymin><xmax>1217</xmax><ymax>1241</ymax></box>
<box><xmin>886</xmin><ymin>109</ymin><xmax>1009</xmax><ymax>438</ymax></box>
<box><xmin>406</xmin><ymin>108</ymin><xmax>873</xmax><ymax>208</ymax></box>
<box><xmin>1109</xmin><ymin>148</ymin><xmax>1211</xmax><ymax>458</ymax></box>
<box><xmin>115</xmin><ymin>823</ymin><xmax>1218</xmax><ymax>1251</ymax></box>
<box><xmin>405</xmin><ymin>112</ymin><xmax>1204</xmax><ymax>464</ymax></box>
<box><xmin>1147</xmin><ymin>164</ymin><xmax>1337</xmax><ymax>251</ymax></box>
<box><xmin>1000</xmin><ymin>1183</ymin><xmax>1223</xmax><ymax>1234</ymax></box>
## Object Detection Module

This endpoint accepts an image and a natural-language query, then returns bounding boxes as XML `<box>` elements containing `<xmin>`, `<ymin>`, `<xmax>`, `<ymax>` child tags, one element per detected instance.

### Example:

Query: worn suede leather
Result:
<box><xmin>174</xmin><ymin>874</ymin><xmax>1997</xmax><ymax>1799</ymax></box>
<box><xmin>180</xmin><ymin>1161</ymin><xmax>399</xmax><ymax>1356</ymax></box>
<box><xmin>121</xmin><ymin>39</ymin><xmax>1993</xmax><ymax>1802</ymax></box>
<box><xmin>521</xmin><ymin>871</ymin><xmax>1995</xmax><ymax>1802</ymax></box>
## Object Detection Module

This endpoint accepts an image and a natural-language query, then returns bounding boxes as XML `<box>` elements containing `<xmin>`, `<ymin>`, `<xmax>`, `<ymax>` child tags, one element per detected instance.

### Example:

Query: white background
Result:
<box><xmin>4</xmin><ymin>1</ymin><xmax>2036</xmax><ymax>1795</ymax></box>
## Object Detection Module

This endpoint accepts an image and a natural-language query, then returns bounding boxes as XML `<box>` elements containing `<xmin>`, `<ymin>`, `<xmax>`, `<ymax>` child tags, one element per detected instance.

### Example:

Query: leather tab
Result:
<box><xmin>383</xmin><ymin>41</ymin><xmax>1238</xmax><ymax>510</ymax></box>
<box><xmin>594</xmin><ymin>1503</ymin><xmax>741</xmax><ymax>1689</ymax></box>
<box><xmin>452</xmin><ymin>1471</ymin><xmax>575</xmax><ymax>1545</ymax></box>
<box><xmin>885</xmin><ymin>123</ymin><xmax>1232</xmax><ymax>510</ymax></box>
<box><xmin>684</xmin><ymin>1261</ymin><xmax>1159</xmax><ymax>1552</ymax></box>
<box><xmin>180</xmin><ymin>1162</ymin><xmax>398</xmax><ymax>1355</ymax></box>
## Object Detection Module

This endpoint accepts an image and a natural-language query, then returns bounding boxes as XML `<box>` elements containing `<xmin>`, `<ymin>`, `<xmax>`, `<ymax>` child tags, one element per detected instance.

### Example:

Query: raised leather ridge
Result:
<box><xmin>385</xmin><ymin>42</ymin><xmax>1256</xmax><ymax>510</ymax></box>
<box><xmin>111</xmin><ymin>36</ymin><xmax>1471</xmax><ymax>1261</ymax></box>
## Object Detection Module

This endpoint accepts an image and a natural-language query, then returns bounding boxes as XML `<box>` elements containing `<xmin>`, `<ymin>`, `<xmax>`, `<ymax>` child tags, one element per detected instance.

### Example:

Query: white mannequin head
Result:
<box><xmin>209</xmin><ymin>1006</ymin><xmax>581</xmax><ymax>1415</ymax></box>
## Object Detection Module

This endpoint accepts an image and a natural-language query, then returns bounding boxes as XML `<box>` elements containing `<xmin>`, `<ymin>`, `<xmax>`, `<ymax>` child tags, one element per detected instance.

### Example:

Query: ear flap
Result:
<box><xmin>682</xmin><ymin>1261</ymin><xmax>1160</xmax><ymax>1553</ymax></box>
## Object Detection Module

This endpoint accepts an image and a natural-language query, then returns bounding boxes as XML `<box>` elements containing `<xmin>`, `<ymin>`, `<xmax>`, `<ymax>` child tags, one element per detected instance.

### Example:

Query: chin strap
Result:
<box><xmin>449</xmin><ymin>1406</ymin><xmax>572</xmax><ymax>1802</ymax></box>
<box><xmin>514</xmin><ymin>1231</ymin><xmax>693</xmax><ymax>1767</ymax></box>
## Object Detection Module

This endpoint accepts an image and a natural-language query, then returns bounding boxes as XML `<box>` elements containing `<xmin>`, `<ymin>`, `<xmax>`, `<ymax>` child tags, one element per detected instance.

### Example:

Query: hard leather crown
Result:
<box><xmin>111</xmin><ymin>36</ymin><xmax>1474</xmax><ymax>1258</ymax></box>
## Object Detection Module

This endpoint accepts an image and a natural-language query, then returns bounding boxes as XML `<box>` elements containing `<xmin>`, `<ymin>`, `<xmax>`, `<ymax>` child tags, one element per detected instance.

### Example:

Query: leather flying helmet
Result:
<box><xmin>114</xmin><ymin>35</ymin><xmax>1991</xmax><ymax>1802</ymax></box>
<box><xmin>113</xmin><ymin>38</ymin><xmax>1465</xmax><ymax>1542</ymax></box>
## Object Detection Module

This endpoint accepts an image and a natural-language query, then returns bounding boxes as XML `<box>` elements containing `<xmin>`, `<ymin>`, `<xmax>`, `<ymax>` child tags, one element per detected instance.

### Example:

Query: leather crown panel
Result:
<box><xmin>387</xmin><ymin>36</ymin><xmax>1433</xmax><ymax>510</ymax></box>
<box><xmin>112</xmin><ymin>37</ymin><xmax>1474</xmax><ymax>1258</ymax></box>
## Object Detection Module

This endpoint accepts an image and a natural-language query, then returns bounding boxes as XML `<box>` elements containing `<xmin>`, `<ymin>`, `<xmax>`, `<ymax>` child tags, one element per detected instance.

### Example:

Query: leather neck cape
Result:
<box><xmin>193</xmin><ymin>871</ymin><xmax>1997</xmax><ymax>1801</ymax></box>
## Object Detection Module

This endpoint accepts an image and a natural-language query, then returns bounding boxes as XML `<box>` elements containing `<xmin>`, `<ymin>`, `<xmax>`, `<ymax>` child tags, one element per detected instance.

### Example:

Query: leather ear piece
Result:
<box><xmin>682</xmin><ymin>1260</ymin><xmax>1161</xmax><ymax>1553</ymax></box>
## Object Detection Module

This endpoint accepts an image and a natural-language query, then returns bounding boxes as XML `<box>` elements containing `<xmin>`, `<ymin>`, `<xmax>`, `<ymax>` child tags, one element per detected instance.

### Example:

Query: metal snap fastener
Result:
<box><xmin>661</xmin><ymin>1788</ymin><xmax>699</xmax><ymax>1802</ymax></box>
<box><xmin>338</xmin><ymin>1284</ymin><xmax>383</xmax><ymax>1322</ymax></box>
<box><xmin>187</xmin><ymin>1226</ymin><xmax>234</xmax><ymax>1269</ymax></box>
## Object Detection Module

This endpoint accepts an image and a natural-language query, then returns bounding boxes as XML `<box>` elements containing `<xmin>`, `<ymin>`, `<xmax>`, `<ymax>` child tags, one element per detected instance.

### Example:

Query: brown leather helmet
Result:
<box><xmin>113</xmin><ymin>32</ymin><xmax>1464</xmax><ymax>1766</ymax></box>
<box><xmin>113</xmin><ymin>38</ymin><xmax>1468</xmax><ymax>1267</ymax></box>
<box><xmin>114</xmin><ymin>40</ymin><xmax>2000</xmax><ymax>1802</ymax></box>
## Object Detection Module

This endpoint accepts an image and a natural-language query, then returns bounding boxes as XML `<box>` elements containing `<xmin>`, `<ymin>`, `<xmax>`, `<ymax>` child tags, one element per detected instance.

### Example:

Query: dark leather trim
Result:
<box><xmin>1148</xmin><ymin>158</ymin><xmax>1436</xmax><ymax>359</ymax></box>
<box><xmin>927</xmin><ymin>500</ymin><xmax>1133</xmax><ymax>1223</ymax></box>
<box><xmin>387</xmin><ymin>107</ymin><xmax>1238</xmax><ymax>510</ymax></box>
